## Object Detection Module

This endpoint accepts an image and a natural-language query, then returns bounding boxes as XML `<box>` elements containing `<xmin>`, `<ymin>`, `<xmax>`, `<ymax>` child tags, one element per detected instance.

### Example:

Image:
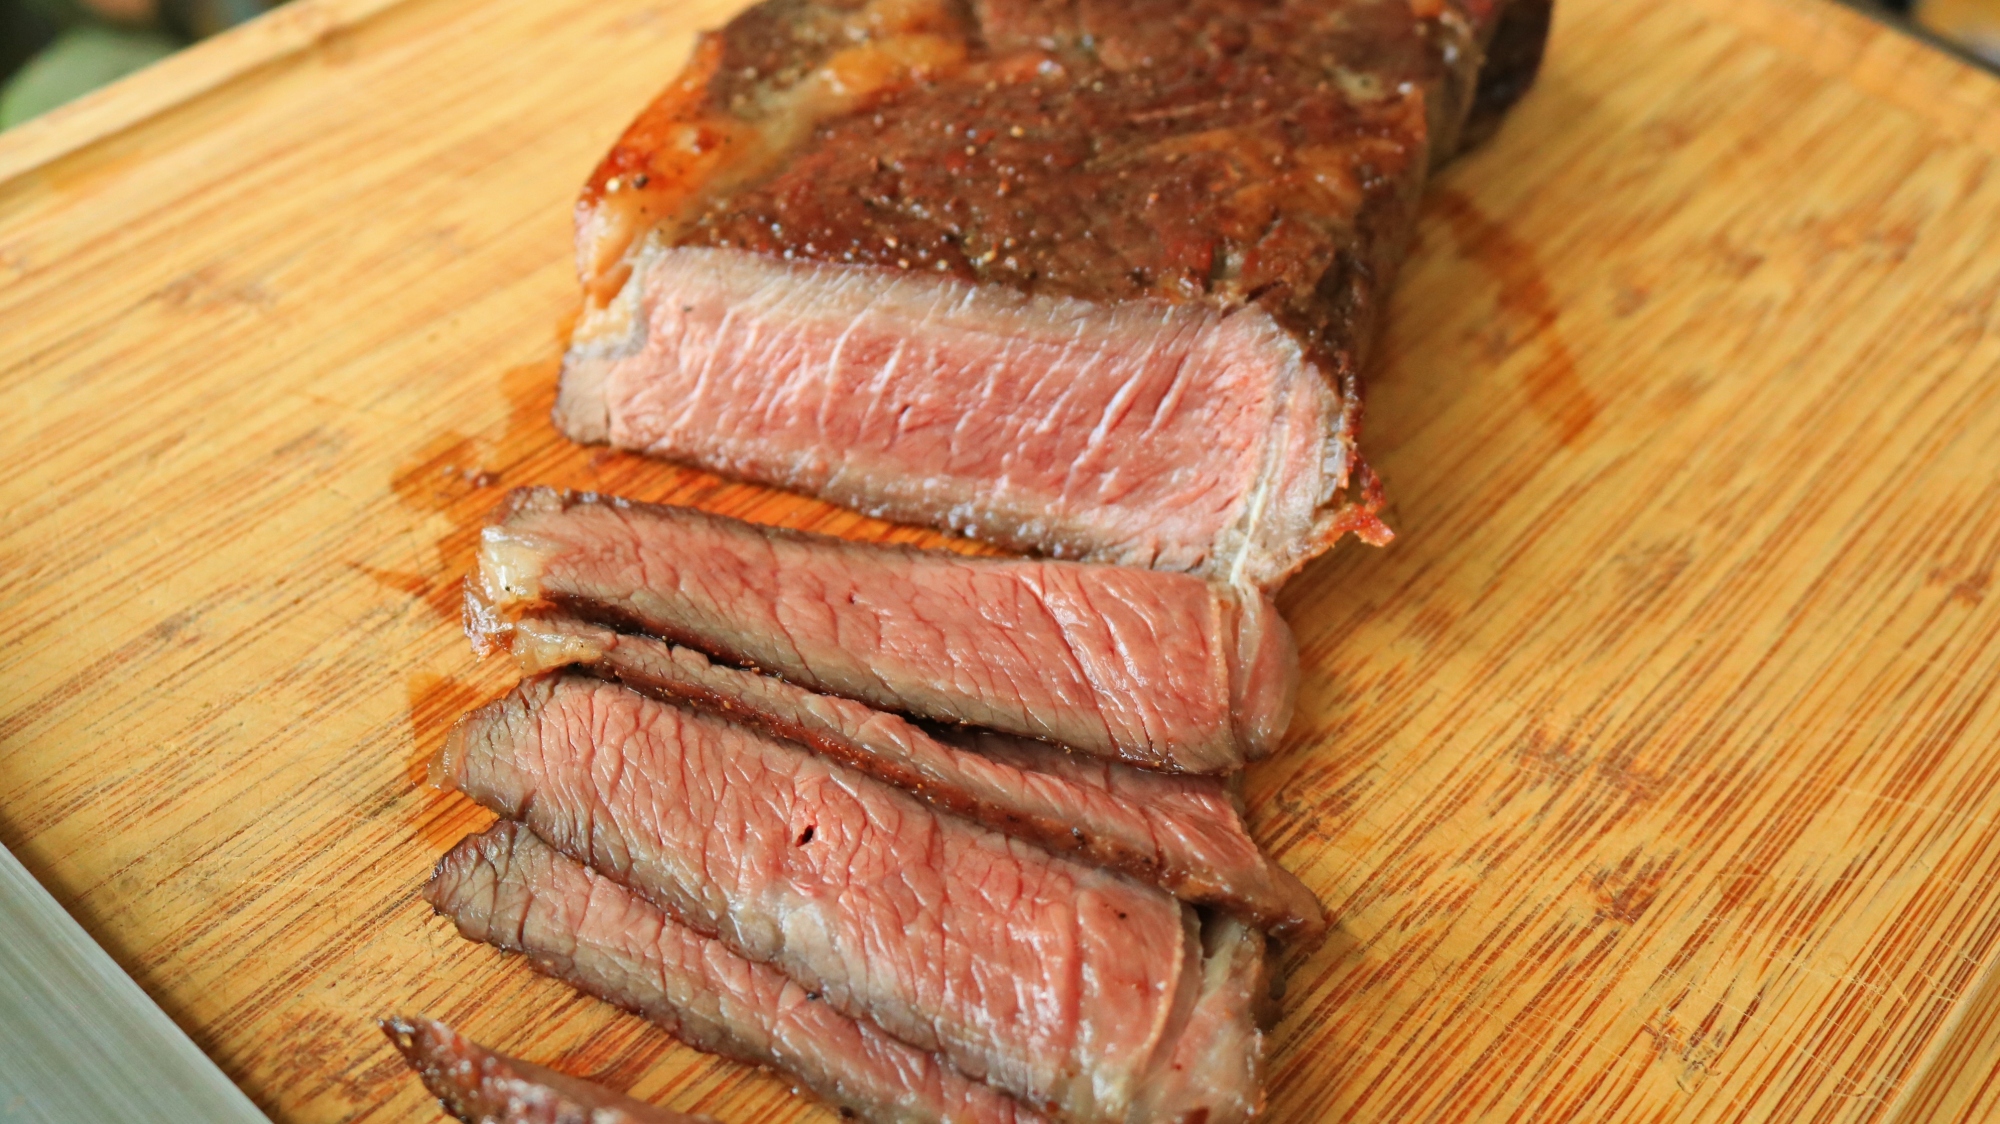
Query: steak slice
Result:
<box><xmin>557</xmin><ymin>0</ymin><xmax>1549</xmax><ymax>588</ymax></box>
<box><xmin>1126</xmin><ymin>915</ymin><xmax>1272</xmax><ymax>1124</ymax></box>
<box><xmin>500</xmin><ymin>611</ymin><xmax>1324</xmax><ymax>938</ymax></box>
<box><xmin>380</xmin><ymin>1014</ymin><xmax>719</xmax><ymax>1124</ymax></box>
<box><xmin>424</xmin><ymin>823</ymin><xmax>1038</xmax><ymax>1124</ymax></box>
<box><xmin>472</xmin><ymin>488</ymin><xmax>1297</xmax><ymax>775</ymax></box>
<box><xmin>436</xmin><ymin>674</ymin><xmax>1265</xmax><ymax>1124</ymax></box>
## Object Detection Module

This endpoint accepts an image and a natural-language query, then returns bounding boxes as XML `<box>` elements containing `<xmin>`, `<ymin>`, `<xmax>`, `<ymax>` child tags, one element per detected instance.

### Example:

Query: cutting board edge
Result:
<box><xmin>1880</xmin><ymin>941</ymin><xmax>2000</xmax><ymax>1124</ymax></box>
<box><xmin>0</xmin><ymin>0</ymin><xmax>409</xmax><ymax>186</ymax></box>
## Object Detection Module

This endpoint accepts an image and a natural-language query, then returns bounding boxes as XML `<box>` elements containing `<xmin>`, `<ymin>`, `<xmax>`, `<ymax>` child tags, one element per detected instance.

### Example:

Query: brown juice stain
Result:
<box><xmin>406</xmin><ymin>669</ymin><xmax>511</xmax><ymax>851</ymax></box>
<box><xmin>400</xmin><ymin>355</ymin><xmax>1003</xmax><ymax>565</ymax></box>
<box><xmin>373</xmin><ymin>345</ymin><xmax>1010</xmax><ymax>625</ymax></box>
<box><xmin>553</xmin><ymin>1022</ymin><xmax>677</xmax><ymax>1096</ymax></box>
<box><xmin>1428</xmin><ymin>188</ymin><xmax>1600</xmax><ymax>445</ymax></box>
<box><xmin>404</xmin><ymin>672</ymin><xmax>492</xmax><ymax>787</ymax></box>
<box><xmin>411</xmin><ymin>789</ymin><xmax>498</xmax><ymax>854</ymax></box>
<box><xmin>352</xmin><ymin>565</ymin><xmax>429</xmax><ymax>601</ymax></box>
<box><xmin>377</xmin><ymin>329</ymin><xmax>1004</xmax><ymax>852</ymax></box>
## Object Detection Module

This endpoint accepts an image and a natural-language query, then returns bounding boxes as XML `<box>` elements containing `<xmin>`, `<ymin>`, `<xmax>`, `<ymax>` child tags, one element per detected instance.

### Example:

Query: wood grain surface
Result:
<box><xmin>3</xmin><ymin>0</ymin><xmax>1998</xmax><ymax>1122</ymax></box>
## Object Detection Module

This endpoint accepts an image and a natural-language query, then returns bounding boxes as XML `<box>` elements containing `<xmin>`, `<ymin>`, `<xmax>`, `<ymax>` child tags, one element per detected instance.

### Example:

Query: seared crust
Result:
<box><xmin>560</xmin><ymin>0</ymin><xmax>1546</xmax><ymax>587</ymax></box>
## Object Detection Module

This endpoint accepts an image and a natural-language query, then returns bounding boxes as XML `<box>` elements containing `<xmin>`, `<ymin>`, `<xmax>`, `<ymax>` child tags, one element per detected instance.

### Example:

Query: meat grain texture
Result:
<box><xmin>425</xmin><ymin>823</ymin><xmax>1041</xmax><ymax>1124</ymax></box>
<box><xmin>436</xmin><ymin>675</ymin><xmax>1269</xmax><ymax>1124</ymax></box>
<box><xmin>558</xmin><ymin>0</ymin><xmax>1550</xmax><ymax>587</ymax></box>
<box><xmin>502</xmin><ymin>611</ymin><xmax>1323</xmax><ymax>936</ymax></box>
<box><xmin>380</xmin><ymin>1014</ymin><xmax>718</xmax><ymax>1124</ymax></box>
<box><xmin>474</xmin><ymin>488</ymin><xmax>1298</xmax><ymax>775</ymax></box>
<box><xmin>418</xmin><ymin>1</ymin><xmax>1556</xmax><ymax>1115</ymax></box>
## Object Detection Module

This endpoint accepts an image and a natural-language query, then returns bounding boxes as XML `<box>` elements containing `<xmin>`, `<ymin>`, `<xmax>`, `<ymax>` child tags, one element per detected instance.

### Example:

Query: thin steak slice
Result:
<box><xmin>435</xmin><ymin>674</ymin><xmax>1266</xmax><ymax>1124</ymax></box>
<box><xmin>557</xmin><ymin>0</ymin><xmax>1550</xmax><ymax>588</ymax></box>
<box><xmin>499</xmin><ymin>611</ymin><xmax>1324</xmax><ymax>938</ymax></box>
<box><xmin>471</xmin><ymin>488</ymin><xmax>1297</xmax><ymax>776</ymax></box>
<box><xmin>1125</xmin><ymin>914</ymin><xmax>1272</xmax><ymax>1124</ymax></box>
<box><xmin>380</xmin><ymin>1015</ymin><xmax>719</xmax><ymax>1124</ymax></box>
<box><xmin>424</xmin><ymin>823</ymin><xmax>1038</xmax><ymax>1124</ymax></box>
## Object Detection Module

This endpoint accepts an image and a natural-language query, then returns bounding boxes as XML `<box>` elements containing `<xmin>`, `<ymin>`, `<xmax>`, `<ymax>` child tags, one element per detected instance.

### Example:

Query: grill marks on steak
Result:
<box><xmin>498</xmin><ymin>611</ymin><xmax>1324</xmax><ymax>937</ymax></box>
<box><xmin>474</xmin><ymin>488</ymin><xmax>1297</xmax><ymax>775</ymax></box>
<box><xmin>380</xmin><ymin>1015</ymin><xmax>718</xmax><ymax>1124</ymax></box>
<box><xmin>436</xmin><ymin>674</ymin><xmax>1264</xmax><ymax>1124</ymax></box>
<box><xmin>561</xmin><ymin>0</ymin><xmax>1547</xmax><ymax>586</ymax></box>
<box><xmin>424</xmin><ymin>823</ymin><xmax>1039</xmax><ymax>1124</ymax></box>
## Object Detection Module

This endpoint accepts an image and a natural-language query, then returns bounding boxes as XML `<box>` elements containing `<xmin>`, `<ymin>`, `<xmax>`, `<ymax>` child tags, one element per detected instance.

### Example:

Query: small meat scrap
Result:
<box><xmin>380</xmin><ymin>1014</ymin><xmax>717</xmax><ymax>1124</ymax></box>
<box><xmin>471</xmin><ymin>488</ymin><xmax>1297</xmax><ymax>775</ymax></box>
<box><xmin>499</xmin><ymin>611</ymin><xmax>1324</xmax><ymax>938</ymax></box>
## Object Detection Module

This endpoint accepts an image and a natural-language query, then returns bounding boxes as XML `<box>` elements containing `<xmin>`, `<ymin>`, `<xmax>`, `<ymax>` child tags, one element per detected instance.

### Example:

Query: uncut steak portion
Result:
<box><xmin>380</xmin><ymin>1015</ymin><xmax>719</xmax><ymax>1124</ymax></box>
<box><xmin>436</xmin><ymin>674</ymin><xmax>1267</xmax><ymax>1124</ymax></box>
<box><xmin>472</xmin><ymin>488</ymin><xmax>1297</xmax><ymax>775</ymax></box>
<box><xmin>499</xmin><ymin>611</ymin><xmax>1324</xmax><ymax>937</ymax></box>
<box><xmin>425</xmin><ymin>823</ymin><xmax>1039</xmax><ymax>1124</ymax></box>
<box><xmin>558</xmin><ymin>0</ymin><xmax>1550</xmax><ymax>588</ymax></box>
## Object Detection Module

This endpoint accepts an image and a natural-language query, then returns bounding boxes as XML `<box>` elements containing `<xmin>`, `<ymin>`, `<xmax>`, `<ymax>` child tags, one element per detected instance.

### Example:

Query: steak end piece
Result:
<box><xmin>380</xmin><ymin>1014</ymin><xmax>717</xmax><ymax>1124</ymax></box>
<box><xmin>423</xmin><ymin>822</ymin><xmax>1039</xmax><ymax>1124</ymax></box>
<box><xmin>472</xmin><ymin>488</ymin><xmax>1298</xmax><ymax>775</ymax></box>
<box><xmin>498</xmin><ymin>610</ymin><xmax>1325</xmax><ymax>939</ymax></box>
<box><xmin>557</xmin><ymin>0</ymin><xmax>1549</xmax><ymax>588</ymax></box>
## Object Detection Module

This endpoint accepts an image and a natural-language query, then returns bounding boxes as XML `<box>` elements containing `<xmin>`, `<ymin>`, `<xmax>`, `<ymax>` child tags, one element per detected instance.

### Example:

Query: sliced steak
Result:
<box><xmin>1124</xmin><ymin>915</ymin><xmax>1272</xmax><ymax>1124</ymax></box>
<box><xmin>503</xmin><ymin>611</ymin><xmax>1323</xmax><ymax>938</ymax></box>
<box><xmin>473</xmin><ymin>488</ymin><xmax>1297</xmax><ymax>775</ymax></box>
<box><xmin>436</xmin><ymin>675</ymin><xmax>1265</xmax><ymax>1123</ymax></box>
<box><xmin>424</xmin><ymin>823</ymin><xmax>1037</xmax><ymax>1124</ymax></box>
<box><xmin>380</xmin><ymin>1014</ymin><xmax>718</xmax><ymax>1124</ymax></box>
<box><xmin>558</xmin><ymin>0</ymin><xmax>1549</xmax><ymax>588</ymax></box>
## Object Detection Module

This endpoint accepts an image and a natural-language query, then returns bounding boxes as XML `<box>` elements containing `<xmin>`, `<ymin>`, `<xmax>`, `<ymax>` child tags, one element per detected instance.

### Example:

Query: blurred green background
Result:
<box><xmin>0</xmin><ymin>0</ymin><xmax>284</xmax><ymax>129</ymax></box>
<box><xmin>0</xmin><ymin>0</ymin><xmax>1993</xmax><ymax>134</ymax></box>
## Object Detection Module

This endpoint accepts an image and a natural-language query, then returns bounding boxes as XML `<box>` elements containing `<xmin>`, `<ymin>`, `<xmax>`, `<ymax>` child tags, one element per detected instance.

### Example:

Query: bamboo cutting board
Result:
<box><xmin>3</xmin><ymin>0</ymin><xmax>2000</xmax><ymax>1120</ymax></box>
